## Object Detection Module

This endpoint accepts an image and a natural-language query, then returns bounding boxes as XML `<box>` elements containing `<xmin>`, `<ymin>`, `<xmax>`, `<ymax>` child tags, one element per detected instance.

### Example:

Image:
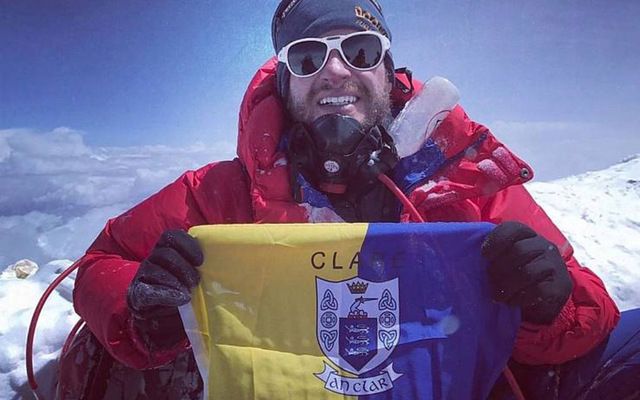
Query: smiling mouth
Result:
<box><xmin>318</xmin><ymin>96</ymin><xmax>359</xmax><ymax>106</ymax></box>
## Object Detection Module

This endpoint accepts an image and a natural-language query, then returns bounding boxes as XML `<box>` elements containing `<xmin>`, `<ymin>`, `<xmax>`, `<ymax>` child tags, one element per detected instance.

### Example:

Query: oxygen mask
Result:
<box><xmin>287</xmin><ymin>114</ymin><xmax>398</xmax><ymax>197</ymax></box>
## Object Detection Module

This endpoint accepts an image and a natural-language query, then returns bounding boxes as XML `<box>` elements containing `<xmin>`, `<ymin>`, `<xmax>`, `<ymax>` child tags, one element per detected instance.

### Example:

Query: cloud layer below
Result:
<box><xmin>0</xmin><ymin>127</ymin><xmax>235</xmax><ymax>266</ymax></box>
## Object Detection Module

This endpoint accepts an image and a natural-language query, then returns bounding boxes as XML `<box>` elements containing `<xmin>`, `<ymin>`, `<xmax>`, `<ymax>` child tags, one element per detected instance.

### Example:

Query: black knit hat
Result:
<box><xmin>271</xmin><ymin>0</ymin><xmax>394</xmax><ymax>102</ymax></box>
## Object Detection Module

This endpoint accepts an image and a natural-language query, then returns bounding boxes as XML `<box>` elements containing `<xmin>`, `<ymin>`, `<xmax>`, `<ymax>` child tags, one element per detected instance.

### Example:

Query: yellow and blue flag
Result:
<box><xmin>180</xmin><ymin>223</ymin><xmax>520</xmax><ymax>399</ymax></box>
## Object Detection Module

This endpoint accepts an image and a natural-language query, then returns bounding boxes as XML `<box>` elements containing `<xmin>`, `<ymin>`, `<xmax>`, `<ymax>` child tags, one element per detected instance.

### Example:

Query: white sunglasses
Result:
<box><xmin>277</xmin><ymin>31</ymin><xmax>391</xmax><ymax>78</ymax></box>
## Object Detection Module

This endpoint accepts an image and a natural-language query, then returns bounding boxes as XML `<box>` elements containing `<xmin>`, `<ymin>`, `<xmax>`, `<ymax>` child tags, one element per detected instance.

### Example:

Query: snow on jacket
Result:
<box><xmin>72</xmin><ymin>59</ymin><xmax>619</xmax><ymax>374</ymax></box>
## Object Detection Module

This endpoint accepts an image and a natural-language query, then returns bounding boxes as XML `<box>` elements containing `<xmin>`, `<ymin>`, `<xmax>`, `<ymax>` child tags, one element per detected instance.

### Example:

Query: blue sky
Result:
<box><xmin>1</xmin><ymin>0</ymin><xmax>639</xmax><ymax>179</ymax></box>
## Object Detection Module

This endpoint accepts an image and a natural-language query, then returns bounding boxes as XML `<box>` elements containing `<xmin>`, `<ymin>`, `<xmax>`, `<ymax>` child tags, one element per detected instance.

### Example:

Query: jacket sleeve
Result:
<box><xmin>480</xmin><ymin>184</ymin><xmax>620</xmax><ymax>365</ymax></box>
<box><xmin>72</xmin><ymin>161</ymin><xmax>252</xmax><ymax>369</ymax></box>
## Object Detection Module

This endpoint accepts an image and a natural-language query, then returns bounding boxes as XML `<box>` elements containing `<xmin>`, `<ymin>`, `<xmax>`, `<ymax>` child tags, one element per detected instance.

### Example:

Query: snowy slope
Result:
<box><xmin>1</xmin><ymin>156</ymin><xmax>639</xmax><ymax>399</ymax></box>
<box><xmin>526</xmin><ymin>154</ymin><xmax>640</xmax><ymax>311</ymax></box>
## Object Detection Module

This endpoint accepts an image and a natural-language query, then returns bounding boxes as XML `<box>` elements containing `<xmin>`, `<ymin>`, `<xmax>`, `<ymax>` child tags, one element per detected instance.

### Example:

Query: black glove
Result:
<box><xmin>481</xmin><ymin>221</ymin><xmax>573</xmax><ymax>325</ymax></box>
<box><xmin>127</xmin><ymin>230</ymin><xmax>203</xmax><ymax>348</ymax></box>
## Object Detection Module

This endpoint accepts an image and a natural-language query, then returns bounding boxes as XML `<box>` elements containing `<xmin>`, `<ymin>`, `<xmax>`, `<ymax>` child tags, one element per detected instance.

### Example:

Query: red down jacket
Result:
<box><xmin>67</xmin><ymin>58</ymin><xmax>619</xmax><ymax>390</ymax></box>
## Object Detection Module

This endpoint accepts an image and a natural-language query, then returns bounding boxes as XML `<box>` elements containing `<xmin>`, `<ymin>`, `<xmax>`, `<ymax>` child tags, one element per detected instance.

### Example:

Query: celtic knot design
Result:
<box><xmin>320</xmin><ymin>312</ymin><xmax>337</xmax><ymax>329</ymax></box>
<box><xmin>378</xmin><ymin>289</ymin><xmax>397</xmax><ymax>310</ymax></box>
<box><xmin>378</xmin><ymin>311</ymin><xmax>396</xmax><ymax>328</ymax></box>
<box><xmin>320</xmin><ymin>289</ymin><xmax>339</xmax><ymax>311</ymax></box>
<box><xmin>379</xmin><ymin>330</ymin><xmax>398</xmax><ymax>350</ymax></box>
<box><xmin>320</xmin><ymin>330</ymin><xmax>338</xmax><ymax>351</ymax></box>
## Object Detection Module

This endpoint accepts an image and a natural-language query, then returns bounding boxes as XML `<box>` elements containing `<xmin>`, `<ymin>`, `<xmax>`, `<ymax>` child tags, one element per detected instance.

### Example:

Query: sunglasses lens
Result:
<box><xmin>287</xmin><ymin>41</ymin><xmax>327</xmax><ymax>76</ymax></box>
<box><xmin>342</xmin><ymin>34</ymin><xmax>383</xmax><ymax>69</ymax></box>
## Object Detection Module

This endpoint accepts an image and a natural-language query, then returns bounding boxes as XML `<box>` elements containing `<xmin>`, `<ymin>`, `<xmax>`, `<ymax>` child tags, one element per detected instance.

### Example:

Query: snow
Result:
<box><xmin>0</xmin><ymin>260</ymin><xmax>77</xmax><ymax>399</ymax></box>
<box><xmin>526</xmin><ymin>154</ymin><xmax>640</xmax><ymax>311</ymax></box>
<box><xmin>1</xmin><ymin>152</ymin><xmax>639</xmax><ymax>399</ymax></box>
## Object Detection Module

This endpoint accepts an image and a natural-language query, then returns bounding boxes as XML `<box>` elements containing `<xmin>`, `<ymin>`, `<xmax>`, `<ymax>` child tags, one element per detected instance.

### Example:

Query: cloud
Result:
<box><xmin>0</xmin><ymin>127</ymin><xmax>236</xmax><ymax>266</ymax></box>
<box><xmin>0</xmin><ymin>127</ymin><xmax>235</xmax><ymax>215</ymax></box>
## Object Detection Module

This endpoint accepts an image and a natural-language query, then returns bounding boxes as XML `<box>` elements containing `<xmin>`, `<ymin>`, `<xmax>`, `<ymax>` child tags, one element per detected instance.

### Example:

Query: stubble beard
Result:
<box><xmin>287</xmin><ymin>80</ymin><xmax>392</xmax><ymax>130</ymax></box>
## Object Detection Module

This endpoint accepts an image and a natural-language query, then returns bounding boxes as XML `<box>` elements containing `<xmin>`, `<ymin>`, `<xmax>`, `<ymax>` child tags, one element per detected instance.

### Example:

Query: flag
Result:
<box><xmin>180</xmin><ymin>222</ymin><xmax>520</xmax><ymax>399</ymax></box>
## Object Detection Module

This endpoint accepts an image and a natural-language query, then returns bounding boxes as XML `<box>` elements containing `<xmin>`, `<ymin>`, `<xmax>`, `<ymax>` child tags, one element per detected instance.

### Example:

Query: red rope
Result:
<box><xmin>26</xmin><ymin>261</ymin><xmax>83</xmax><ymax>390</ymax></box>
<box><xmin>377</xmin><ymin>174</ymin><xmax>424</xmax><ymax>222</ymax></box>
<box><xmin>377</xmin><ymin>172</ymin><xmax>526</xmax><ymax>400</ymax></box>
<box><xmin>61</xmin><ymin>319</ymin><xmax>85</xmax><ymax>355</ymax></box>
<box><xmin>503</xmin><ymin>365</ymin><xmax>526</xmax><ymax>400</ymax></box>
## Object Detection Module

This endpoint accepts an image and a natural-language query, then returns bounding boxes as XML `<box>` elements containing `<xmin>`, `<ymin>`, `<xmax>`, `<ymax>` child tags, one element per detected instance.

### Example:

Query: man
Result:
<box><xmin>57</xmin><ymin>1</ymin><xmax>630</xmax><ymax>399</ymax></box>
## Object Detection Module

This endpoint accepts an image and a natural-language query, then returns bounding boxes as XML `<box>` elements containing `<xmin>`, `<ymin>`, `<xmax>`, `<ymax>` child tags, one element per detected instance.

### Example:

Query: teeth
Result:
<box><xmin>319</xmin><ymin>96</ymin><xmax>358</xmax><ymax>106</ymax></box>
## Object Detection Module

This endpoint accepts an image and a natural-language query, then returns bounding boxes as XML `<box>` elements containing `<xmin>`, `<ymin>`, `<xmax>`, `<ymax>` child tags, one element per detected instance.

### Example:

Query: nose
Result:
<box><xmin>319</xmin><ymin>49</ymin><xmax>351</xmax><ymax>85</ymax></box>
